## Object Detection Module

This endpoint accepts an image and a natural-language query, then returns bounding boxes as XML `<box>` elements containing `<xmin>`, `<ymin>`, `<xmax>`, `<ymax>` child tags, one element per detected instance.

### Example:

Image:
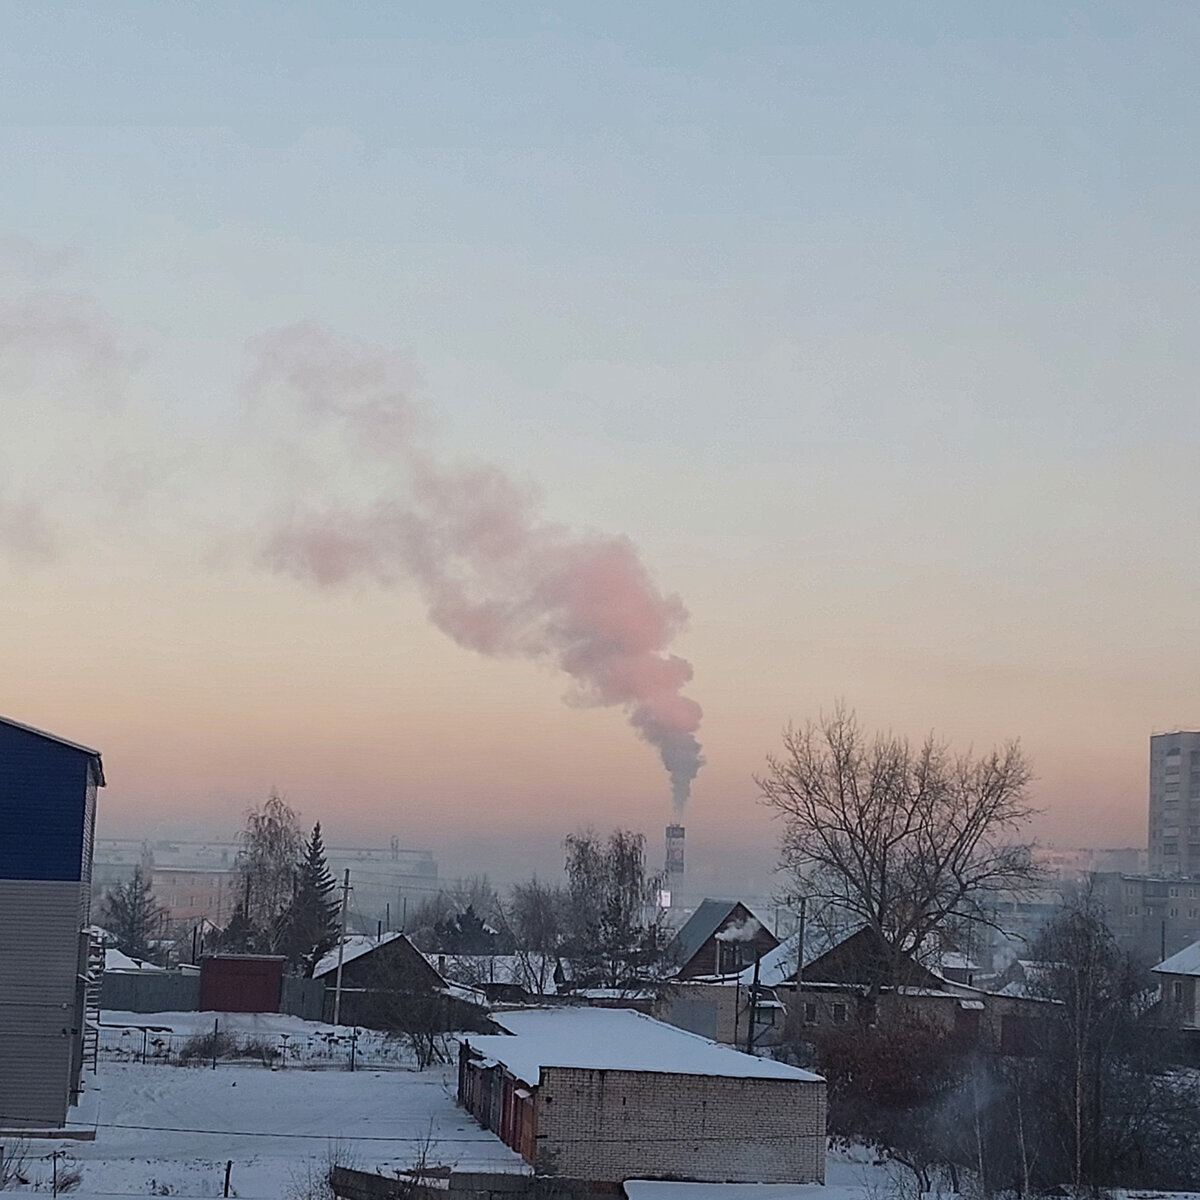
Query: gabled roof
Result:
<box><xmin>0</xmin><ymin>714</ymin><xmax>105</xmax><ymax>786</ymax></box>
<box><xmin>1154</xmin><ymin>940</ymin><xmax>1200</xmax><ymax>977</ymax></box>
<box><xmin>735</xmin><ymin>932</ymin><xmax>801</xmax><ymax>987</ymax></box>
<box><xmin>313</xmin><ymin>931</ymin><xmax>408</xmax><ymax>979</ymax></box>
<box><xmin>799</xmin><ymin>926</ymin><xmax>946</xmax><ymax>990</ymax></box>
<box><xmin>668</xmin><ymin>899</ymin><xmax>750</xmax><ymax>969</ymax></box>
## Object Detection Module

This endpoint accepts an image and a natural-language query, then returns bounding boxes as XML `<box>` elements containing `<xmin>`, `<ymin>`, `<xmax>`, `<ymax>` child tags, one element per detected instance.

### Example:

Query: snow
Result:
<box><xmin>0</xmin><ymin>1010</ymin><xmax>906</xmax><ymax>1200</ymax></box>
<box><xmin>10</xmin><ymin>1010</ymin><xmax>527</xmax><ymax>1200</ymax></box>
<box><xmin>735</xmin><ymin>934</ymin><xmax>801</xmax><ymax>987</ymax></box>
<box><xmin>436</xmin><ymin>953</ymin><xmax>561</xmax><ymax>994</ymax></box>
<box><xmin>938</xmin><ymin>951</ymin><xmax>978</xmax><ymax>971</ymax></box>
<box><xmin>1155</xmin><ymin>938</ymin><xmax>1200</xmax><ymax>976</ymax></box>
<box><xmin>313</xmin><ymin>931</ymin><xmax>407</xmax><ymax>979</ymax></box>
<box><xmin>467</xmin><ymin>1007</ymin><xmax>822</xmax><ymax>1084</ymax></box>
<box><xmin>104</xmin><ymin>948</ymin><xmax>165</xmax><ymax>972</ymax></box>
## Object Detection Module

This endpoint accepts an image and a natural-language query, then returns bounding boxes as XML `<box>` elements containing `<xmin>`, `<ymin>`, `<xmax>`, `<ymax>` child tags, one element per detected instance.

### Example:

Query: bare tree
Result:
<box><xmin>563</xmin><ymin>828</ymin><xmax>667</xmax><ymax>991</ymax></box>
<box><xmin>501</xmin><ymin>877</ymin><xmax>565</xmax><ymax>994</ymax></box>
<box><xmin>236</xmin><ymin>789</ymin><xmax>302</xmax><ymax>949</ymax></box>
<box><xmin>758</xmin><ymin>704</ymin><xmax>1038</xmax><ymax>989</ymax></box>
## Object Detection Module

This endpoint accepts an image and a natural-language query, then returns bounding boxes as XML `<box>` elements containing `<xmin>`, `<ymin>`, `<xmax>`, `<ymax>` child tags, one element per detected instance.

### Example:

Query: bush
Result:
<box><xmin>177</xmin><ymin>1030</ymin><xmax>239</xmax><ymax>1065</ymax></box>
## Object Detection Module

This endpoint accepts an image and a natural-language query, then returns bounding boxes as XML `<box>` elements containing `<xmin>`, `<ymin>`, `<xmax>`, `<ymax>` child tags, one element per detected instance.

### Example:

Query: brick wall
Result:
<box><xmin>534</xmin><ymin>1067</ymin><xmax>825</xmax><ymax>1183</ymax></box>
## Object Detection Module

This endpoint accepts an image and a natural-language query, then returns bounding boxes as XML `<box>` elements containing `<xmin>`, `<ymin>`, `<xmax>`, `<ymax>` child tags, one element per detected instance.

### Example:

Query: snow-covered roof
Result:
<box><xmin>734</xmin><ymin>932</ymin><xmax>801</xmax><ymax>987</ymax></box>
<box><xmin>105</xmin><ymin>948</ymin><xmax>165</xmax><ymax>972</ymax></box>
<box><xmin>313</xmin><ymin>932</ymin><xmax>406</xmax><ymax>979</ymax></box>
<box><xmin>626</xmin><ymin>1183</ymin><xmax>825</xmax><ymax>1200</ymax></box>
<box><xmin>436</xmin><ymin>953</ymin><xmax>560</xmax><ymax>993</ymax></box>
<box><xmin>1154</xmin><ymin>940</ymin><xmax>1200</xmax><ymax>977</ymax></box>
<box><xmin>464</xmin><ymin>1007</ymin><xmax>822</xmax><ymax>1084</ymax></box>
<box><xmin>938</xmin><ymin>952</ymin><xmax>978</xmax><ymax>971</ymax></box>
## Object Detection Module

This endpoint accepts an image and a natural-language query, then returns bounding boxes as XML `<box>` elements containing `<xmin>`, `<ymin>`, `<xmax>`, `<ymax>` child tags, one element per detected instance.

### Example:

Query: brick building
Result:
<box><xmin>458</xmin><ymin>1007</ymin><xmax>825</xmax><ymax>1183</ymax></box>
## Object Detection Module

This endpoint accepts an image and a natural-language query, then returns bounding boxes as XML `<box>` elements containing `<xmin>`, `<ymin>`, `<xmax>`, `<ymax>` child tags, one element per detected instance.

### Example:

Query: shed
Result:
<box><xmin>0</xmin><ymin>714</ymin><xmax>104</xmax><ymax>1131</ymax></box>
<box><xmin>458</xmin><ymin>1007</ymin><xmax>826</xmax><ymax>1183</ymax></box>
<box><xmin>199</xmin><ymin>955</ymin><xmax>286</xmax><ymax>1013</ymax></box>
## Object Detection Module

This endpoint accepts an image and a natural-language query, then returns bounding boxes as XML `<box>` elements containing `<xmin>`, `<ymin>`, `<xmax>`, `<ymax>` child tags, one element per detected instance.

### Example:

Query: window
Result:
<box><xmin>1170</xmin><ymin>887</ymin><xmax>1180</xmax><ymax>897</ymax></box>
<box><xmin>1170</xmin><ymin>907</ymin><xmax>1179</xmax><ymax>918</ymax></box>
<box><xmin>1174</xmin><ymin>981</ymin><xmax>1186</xmax><ymax>1004</ymax></box>
<box><xmin>832</xmin><ymin>1003</ymin><xmax>848</xmax><ymax>1024</ymax></box>
<box><xmin>803</xmin><ymin>1002</ymin><xmax>817</xmax><ymax>1024</ymax></box>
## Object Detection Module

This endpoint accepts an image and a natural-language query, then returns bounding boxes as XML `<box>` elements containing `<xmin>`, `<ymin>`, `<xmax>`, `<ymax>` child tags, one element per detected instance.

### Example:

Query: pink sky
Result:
<box><xmin>5</xmin><ymin>6</ymin><xmax>1199</xmax><ymax>888</ymax></box>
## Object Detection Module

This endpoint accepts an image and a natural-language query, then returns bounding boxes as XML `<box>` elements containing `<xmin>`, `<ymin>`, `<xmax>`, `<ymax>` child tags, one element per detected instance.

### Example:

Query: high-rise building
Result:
<box><xmin>1149</xmin><ymin>731</ymin><xmax>1200</xmax><ymax>876</ymax></box>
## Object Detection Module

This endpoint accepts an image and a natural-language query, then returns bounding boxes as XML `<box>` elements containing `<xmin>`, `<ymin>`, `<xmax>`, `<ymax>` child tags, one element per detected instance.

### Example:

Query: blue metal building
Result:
<box><xmin>0</xmin><ymin>715</ymin><xmax>105</xmax><ymax>1130</ymax></box>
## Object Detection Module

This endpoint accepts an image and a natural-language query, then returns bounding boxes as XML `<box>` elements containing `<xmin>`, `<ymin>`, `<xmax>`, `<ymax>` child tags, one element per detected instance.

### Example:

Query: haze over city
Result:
<box><xmin>3</xmin><ymin>2</ymin><xmax>1198</xmax><ymax>886</ymax></box>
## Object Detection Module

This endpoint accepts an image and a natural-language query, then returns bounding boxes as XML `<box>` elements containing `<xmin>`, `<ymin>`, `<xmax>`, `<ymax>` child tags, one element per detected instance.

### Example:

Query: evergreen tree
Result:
<box><xmin>101</xmin><ymin>867</ymin><xmax>167</xmax><ymax>961</ymax></box>
<box><xmin>211</xmin><ymin>902</ymin><xmax>258</xmax><ymax>954</ymax></box>
<box><xmin>434</xmin><ymin>904</ymin><xmax>499</xmax><ymax>954</ymax></box>
<box><xmin>279</xmin><ymin>822</ymin><xmax>341</xmax><ymax>975</ymax></box>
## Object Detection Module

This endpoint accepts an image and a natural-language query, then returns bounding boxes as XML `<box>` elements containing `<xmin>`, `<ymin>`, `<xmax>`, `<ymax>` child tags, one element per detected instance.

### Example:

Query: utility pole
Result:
<box><xmin>744</xmin><ymin>950</ymin><xmax>762</xmax><ymax>1055</ymax></box>
<box><xmin>796</xmin><ymin>896</ymin><xmax>807</xmax><ymax>987</ymax></box>
<box><xmin>333</xmin><ymin>870</ymin><xmax>351</xmax><ymax>1026</ymax></box>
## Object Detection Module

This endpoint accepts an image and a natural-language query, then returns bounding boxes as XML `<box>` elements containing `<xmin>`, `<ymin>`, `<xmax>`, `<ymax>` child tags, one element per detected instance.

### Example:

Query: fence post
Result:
<box><xmin>223</xmin><ymin>1160</ymin><xmax>232</xmax><ymax>1197</ymax></box>
<box><xmin>212</xmin><ymin>1018</ymin><xmax>219</xmax><ymax>1070</ymax></box>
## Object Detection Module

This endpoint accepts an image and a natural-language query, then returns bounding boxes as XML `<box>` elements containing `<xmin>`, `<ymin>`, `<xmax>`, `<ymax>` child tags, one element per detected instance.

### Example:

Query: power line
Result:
<box><xmin>0</xmin><ymin>1113</ymin><xmax>818</xmax><ymax>1146</ymax></box>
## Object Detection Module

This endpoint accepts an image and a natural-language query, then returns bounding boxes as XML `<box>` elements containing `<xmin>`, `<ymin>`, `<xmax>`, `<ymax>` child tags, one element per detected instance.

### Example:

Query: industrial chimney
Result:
<box><xmin>665</xmin><ymin>823</ymin><xmax>685</xmax><ymax>878</ymax></box>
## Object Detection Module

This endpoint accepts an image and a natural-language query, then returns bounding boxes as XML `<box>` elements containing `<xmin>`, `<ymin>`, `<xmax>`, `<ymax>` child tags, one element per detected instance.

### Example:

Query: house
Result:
<box><xmin>655</xmin><ymin>934</ymin><xmax>800</xmax><ymax>1048</ymax></box>
<box><xmin>435</xmin><ymin>952</ymin><xmax>562</xmax><ymax>1003</ymax></box>
<box><xmin>0</xmin><ymin>715</ymin><xmax>105</xmax><ymax>1131</ymax></box>
<box><xmin>458</xmin><ymin>1007</ymin><xmax>826</xmax><ymax>1183</ymax></box>
<box><xmin>313</xmin><ymin>931</ymin><xmax>446</xmax><ymax>993</ymax></box>
<box><xmin>774</xmin><ymin>927</ymin><xmax>1052</xmax><ymax>1055</ymax></box>
<box><xmin>1152</xmin><ymin>939</ymin><xmax>1200</xmax><ymax>1032</ymax></box>
<box><xmin>313</xmin><ymin>932</ymin><xmax>488</xmax><ymax>1029</ymax></box>
<box><xmin>666</xmin><ymin>899</ymin><xmax>779</xmax><ymax>979</ymax></box>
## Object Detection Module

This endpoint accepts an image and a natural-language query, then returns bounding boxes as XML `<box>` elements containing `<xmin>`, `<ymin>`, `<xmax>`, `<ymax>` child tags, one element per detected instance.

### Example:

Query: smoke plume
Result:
<box><xmin>251</xmin><ymin>325</ymin><xmax>704</xmax><ymax>809</ymax></box>
<box><xmin>715</xmin><ymin>916</ymin><xmax>762</xmax><ymax>943</ymax></box>
<box><xmin>0</xmin><ymin>492</ymin><xmax>59</xmax><ymax>565</ymax></box>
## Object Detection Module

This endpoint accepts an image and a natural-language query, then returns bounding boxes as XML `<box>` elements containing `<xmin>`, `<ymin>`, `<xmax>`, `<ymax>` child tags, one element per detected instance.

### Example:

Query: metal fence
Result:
<box><xmin>95</xmin><ymin>1021</ymin><xmax>447</xmax><ymax>1072</ymax></box>
<box><xmin>100</xmin><ymin>972</ymin><xmax>326</xmax><ymax>1019</ymax></box>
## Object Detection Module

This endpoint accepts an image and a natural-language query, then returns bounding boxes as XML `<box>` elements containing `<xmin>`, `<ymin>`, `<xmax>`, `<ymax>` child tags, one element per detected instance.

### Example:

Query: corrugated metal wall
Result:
<box><xmin>0</xmin><ymin>723</ymin><xmax>90</xmax><ymax>882</ymax></box>
<box><xmin>0</xmin><ymin>880</ymin><xmax>85</xmax><ymax>1128</ymax></box>
<box><xmin>0</xmin><ymin>720</ymin><xmax>100</xmax><ymax>1130</ymax></box>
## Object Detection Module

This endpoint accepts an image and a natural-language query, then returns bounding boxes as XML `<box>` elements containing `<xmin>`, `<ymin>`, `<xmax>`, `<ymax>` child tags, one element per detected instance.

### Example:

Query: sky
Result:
<box><xmin>2</xmin><ymin>2</ymin><xmax>1198</xmax><ymax>889</ymax></box>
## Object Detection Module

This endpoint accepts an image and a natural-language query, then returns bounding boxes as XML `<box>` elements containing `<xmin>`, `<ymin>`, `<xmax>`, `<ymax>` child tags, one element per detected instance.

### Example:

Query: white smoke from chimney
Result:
<box><xmin>715</xmin><ymin>916</ymin><xmax>762</xmax><ymax>943</ymax></box>
<box><xmin>250</xmin><ymin>324</ymin><xmax>705</xmax><ymax>808</ymax></box>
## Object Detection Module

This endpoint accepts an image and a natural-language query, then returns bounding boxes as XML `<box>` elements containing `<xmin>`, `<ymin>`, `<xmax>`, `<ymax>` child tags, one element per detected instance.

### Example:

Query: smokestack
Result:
<box><xmin>666</xmin><ymin>823</ymin><xmax>685</xmax><ymax>877</ymax></box>
<box><xmin>250</xmin><ymin>325</ymin><xmax>705</xmax><ymax>807</ymax></box>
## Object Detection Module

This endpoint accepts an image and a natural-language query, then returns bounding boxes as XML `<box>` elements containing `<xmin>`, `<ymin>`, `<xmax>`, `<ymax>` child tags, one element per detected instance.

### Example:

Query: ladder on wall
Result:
<box><xmin>82</xmin><ymin>935</ymin><xmax>104</xmax><ymax>1072</ymax></box>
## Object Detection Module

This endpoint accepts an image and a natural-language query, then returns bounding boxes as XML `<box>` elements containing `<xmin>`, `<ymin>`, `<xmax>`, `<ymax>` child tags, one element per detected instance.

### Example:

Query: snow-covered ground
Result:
<box><xmin>0</xmin><ymin>1011</ymin><xmax>984</xmax><ymax>1200</ymax></box>
<box><xmin>3</xmin><ymin>1011</ymin><xmax>523</xmax><ymax>1199</ymax></box>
